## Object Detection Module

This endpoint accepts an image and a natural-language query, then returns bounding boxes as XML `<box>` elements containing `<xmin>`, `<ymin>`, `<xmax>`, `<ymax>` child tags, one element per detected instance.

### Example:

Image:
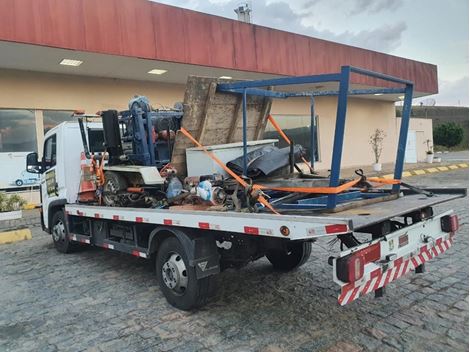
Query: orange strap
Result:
<box><xmin>179</xmin><ymin>128</ymin><xmax>402</xmax><ymax>210</ymax></box>
<box><xmin>367</xmin><ymin>177</ymin><xmax>401</xmax><ymax>185</ymax></box>
<box><xmin>179</xmin><ymin>128</ymin><xmax>280</xmax><ymax>214</ymax></box>
<box><xmin>253</xmin><ymin>178</ymin><xmax>362</xmax><ymax>194</ymax></box>
<box><xmin>267</xmin><ymin>115</ymin><xmax>314</xmax><ymax>174</ymax></box>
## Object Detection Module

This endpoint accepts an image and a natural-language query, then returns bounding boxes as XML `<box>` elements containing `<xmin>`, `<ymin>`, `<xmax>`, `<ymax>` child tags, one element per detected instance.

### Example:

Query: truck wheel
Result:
<box><xmin>51</xmin><ymin>210</ymin><xmax>78</xmax><ymax>253</ymax></box>
<box><xmin>15</xmin><ymin>179</ymin><xmax>23</xmax><ymax>186</ymax></box>
<box><xmin>266</xmin><ymin>242</ymin><xmax>312</xmax><ymax>271</ymax></box>
<box><xmin>156</xmin><ymin>237</ymin><xmax>213</xmax><ymax>310</ymax></box>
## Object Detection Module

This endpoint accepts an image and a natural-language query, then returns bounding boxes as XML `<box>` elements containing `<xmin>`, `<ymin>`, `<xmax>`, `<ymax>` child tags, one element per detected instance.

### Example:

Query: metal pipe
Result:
<box><xmin>327</xmin><ymin>66</ymin><xmax>351</xmax><ymax>209</ymax></box>
<box><xmin>242</xmin><ymin>89</ymin><xmax>248</xmax><ymax>176</ymax></box>
<box><xmin>310</xmin><ymin>95</ymin><xmax>316</xmax><ymax>171</ymax></box>
<box><xmin>217</xmin><ymin>73</ymin><xmax>342</xmax><ymax>90</ymax></box>
<box><xmin>350</xmin><ymin>66</ymin><xmax>413</xmax><ymax>85</ymax></box>
<box><xmin>289</xmin><ymin>141</ymin><xmax>295</xmax><ymax>174</ymax></box>
<box><xmin>392</xmin><ymin>83</ymin><xmax>414</xmax><ymax>193</ymax></box>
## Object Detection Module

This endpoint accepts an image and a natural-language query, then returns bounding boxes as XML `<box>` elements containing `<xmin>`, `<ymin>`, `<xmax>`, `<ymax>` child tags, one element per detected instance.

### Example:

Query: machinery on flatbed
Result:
<box><xmin>26</xmin><ymin>67</ymin><xmax>465</xmax><ymax>310</ymax></box>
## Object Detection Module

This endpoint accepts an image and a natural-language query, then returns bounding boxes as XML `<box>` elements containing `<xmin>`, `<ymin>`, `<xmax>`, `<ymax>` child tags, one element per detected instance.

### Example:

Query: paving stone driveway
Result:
<box><xmin>0</xmin><ymin>169</ymin><xmax>468</xmax><ymax>352</ymax></box>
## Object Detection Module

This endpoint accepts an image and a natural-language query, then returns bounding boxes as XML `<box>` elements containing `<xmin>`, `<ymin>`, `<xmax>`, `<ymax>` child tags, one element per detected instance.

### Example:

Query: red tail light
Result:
<box><xmin>336</xmin><ymin>243</ymin><xmax>381</xmax><ymax>283</ymax></box>
<box><xmin>441</xmin><ymin>214</ymin><xmax>459</xmax><ymax>233</ymax></box>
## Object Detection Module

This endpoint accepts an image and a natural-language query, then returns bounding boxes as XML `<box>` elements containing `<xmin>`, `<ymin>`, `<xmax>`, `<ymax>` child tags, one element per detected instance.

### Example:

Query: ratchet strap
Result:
<box><xmin>179</xmin><ymin>128</ymin><xmax>405</xmax><ymax>213</ymax></box>
<box><xmin>267</xmin><ymin>115</ymin><xmax>315</xmax><ymax>174</ymax></box>
<box><xmin>253</xmin><ymin>178</ymin><xmax>362</xmax><ymax>194</ymax></box>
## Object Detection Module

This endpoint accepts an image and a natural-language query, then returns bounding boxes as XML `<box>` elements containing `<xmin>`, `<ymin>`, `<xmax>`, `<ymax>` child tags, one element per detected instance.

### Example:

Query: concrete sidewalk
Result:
<box><xmin>306</xmin><ymin>159</ymin><xmax>469</xmax><ymax>179</ymax></box>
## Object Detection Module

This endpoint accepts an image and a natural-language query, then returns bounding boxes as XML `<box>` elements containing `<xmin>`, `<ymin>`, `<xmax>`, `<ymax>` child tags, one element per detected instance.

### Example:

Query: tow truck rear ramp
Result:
<box><xmin>63</xmin><ymin>187</ymin><xmax>465</xmax><ymax>310</ymax></box>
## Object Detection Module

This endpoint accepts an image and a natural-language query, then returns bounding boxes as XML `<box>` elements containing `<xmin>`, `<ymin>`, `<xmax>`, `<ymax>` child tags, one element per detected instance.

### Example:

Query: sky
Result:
<box><xmin>154</xmin><ymin>0</ymin><xmax>469</xmax><ymax>106</ymax></box>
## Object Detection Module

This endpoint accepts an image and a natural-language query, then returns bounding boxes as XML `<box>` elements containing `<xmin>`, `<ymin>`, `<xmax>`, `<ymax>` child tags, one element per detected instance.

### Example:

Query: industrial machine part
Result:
<box><xmin>102</xmin><ymin>96</ymin><xmax>183</xmax><ymax>168</ymax></box>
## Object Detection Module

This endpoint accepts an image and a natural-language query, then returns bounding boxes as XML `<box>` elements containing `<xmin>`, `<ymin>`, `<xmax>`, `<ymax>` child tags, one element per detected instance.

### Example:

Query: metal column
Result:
<box><xmin>392</xmin><ymin>83</ymin><xmax>414</xmax><ymax>193</ymax></box>
<box><xmin>310</xmin><ymin>95</ymin><xmax>316</xmax><ymax>170</ymax></box>
<box><xmin>327</xmin><ymin>66</ymin><xmax>351</xmax><ymax>209</ymax></box>
<box><xmin>242</xmin><ymin>89</ymin><xmax>248</xmax><ymax>176</ymax></box>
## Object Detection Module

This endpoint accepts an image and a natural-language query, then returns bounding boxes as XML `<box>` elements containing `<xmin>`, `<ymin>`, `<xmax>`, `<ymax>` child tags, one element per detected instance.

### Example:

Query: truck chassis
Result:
<box><xmin>50</xmin><ymin>187</ymin><xmax>465</xmax><ymax>310</ymax></box>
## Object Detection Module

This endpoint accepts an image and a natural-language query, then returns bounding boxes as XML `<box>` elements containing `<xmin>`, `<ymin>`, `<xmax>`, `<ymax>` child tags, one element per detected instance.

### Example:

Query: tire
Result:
<box><xmin>103</xmin><ymin>171</ymin><xmax>128</xmax><ymax>207</ymax></box>
<box><xmin>15</xmin><ymin>179</ymin><xmax>23</xmax><ymax>186</ymax></box>
<box><xmin>51</xmin><ymin>210</ymin><xmax>79</xmax><ymax>253</ymax></box>
<box><xmin>156</xmin><ymin>236</ymin><xmax>214</xmax><ymax>310</ymax></box>
<box><xmin>266</xmin><ymin>241</ymin><xmax>312</xmax><ymax>271</ymax></box>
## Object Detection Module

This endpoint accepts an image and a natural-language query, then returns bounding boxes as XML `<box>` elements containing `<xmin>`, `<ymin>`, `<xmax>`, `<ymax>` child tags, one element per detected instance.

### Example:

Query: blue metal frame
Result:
<box><xmin>217</xmin><ymin>65</ymin><xmax>414</xmax><ymax>209</ymax></box>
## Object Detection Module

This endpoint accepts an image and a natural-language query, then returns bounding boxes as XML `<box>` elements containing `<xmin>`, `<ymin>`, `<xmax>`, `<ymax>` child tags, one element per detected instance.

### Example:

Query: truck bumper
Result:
<box><xmin>333</xmin><ymin>210</ymin><xmax>457</xmax><ymax>306</ymax></box>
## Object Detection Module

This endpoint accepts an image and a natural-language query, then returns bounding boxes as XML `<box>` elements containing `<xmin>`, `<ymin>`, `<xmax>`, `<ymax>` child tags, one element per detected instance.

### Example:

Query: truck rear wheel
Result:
<box><xmin>51</xmin><ymin>210</ymin><xmax>79</xmax><ymax>253</ymax></box>
<box><xmin>156</xmin><ymin>236</ymin><xmax>213</xmax><ymax>310</ymax></box>
<box><xmin>266</xmin><ymin>241</ymin><xmax>312</xmax><ymax>271</ymax></box>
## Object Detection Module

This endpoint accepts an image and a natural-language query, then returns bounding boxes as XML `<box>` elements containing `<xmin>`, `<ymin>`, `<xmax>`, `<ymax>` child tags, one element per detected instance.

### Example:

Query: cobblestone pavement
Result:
<box><xmin>0</xmin><ymin>170</ymin><xmax>467</xmax><ymax>352</ymax></box>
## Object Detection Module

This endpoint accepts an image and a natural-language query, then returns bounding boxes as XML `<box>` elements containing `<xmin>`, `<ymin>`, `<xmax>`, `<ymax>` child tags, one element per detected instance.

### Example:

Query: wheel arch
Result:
<box><xmin>46</xmin><ymin>199</ymin><xmax>67</xmax><ymax>233</ymax></box>
<box><xmin>148</xmin><ymin>226</ymin><xmax>220</xmax><ymax>279</ymax></box>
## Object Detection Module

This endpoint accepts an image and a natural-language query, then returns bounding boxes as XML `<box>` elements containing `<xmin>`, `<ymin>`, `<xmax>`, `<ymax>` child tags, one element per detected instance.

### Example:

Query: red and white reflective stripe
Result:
<box><xmin>307</xmin><ymin>224</ymin><xmax>349</xmax><ymax>236</ymax></box>
<box><xmin>131</xmin><ymin>250</ymin><xmax>147</xmax><ymax>258</ymax></box>
<box><xmin>338</xmin><ymin>238</ymin><xmax>452</xmax><ymax>306</ymax></box>
<box><xmin>76</xmin><ymin>210</ymin><xmax>84</xmax><ymax>216</ymax></box>
<box><xmin>244</xmin><ymin>226</ymin><xmax>273</xmax><ymax>236</ymax></box>
<box><xmin>113</xmin><ymin>215</ymin><xmax>121</xmax><ymax>221</ymax></box>
<box><xmin>198</xmin><ymin>222</ymin><xmax>220</xmax><ymax>230</ymax></box>
<box><xmin>80</xmin><ymin>238</ymin><xmax>91</xmax><ymax>244</ymax></box>
<box><xmin>103</xmin><ymin>243</ymin><xmax>114</xmax><ymax>250</ymax></box>
<box><xmin>94</xmin><ymin>213</ymin><xmax>102</xmax><ymax>219</ymax></box>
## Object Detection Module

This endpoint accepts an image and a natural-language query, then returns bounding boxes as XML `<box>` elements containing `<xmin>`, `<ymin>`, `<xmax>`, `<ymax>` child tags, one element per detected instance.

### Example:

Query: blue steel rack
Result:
<box><xmin>217</xmin><ymin>66</ymin><xmax>414</xmax><ymax>210</ymax></box>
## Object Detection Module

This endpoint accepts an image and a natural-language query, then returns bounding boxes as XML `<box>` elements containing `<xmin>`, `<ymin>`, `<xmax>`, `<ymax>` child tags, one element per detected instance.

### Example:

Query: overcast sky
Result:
<box><xmin>155</xmin><ymin>0</ymin><xmax>468</xmax><ymax>106</ymax></box>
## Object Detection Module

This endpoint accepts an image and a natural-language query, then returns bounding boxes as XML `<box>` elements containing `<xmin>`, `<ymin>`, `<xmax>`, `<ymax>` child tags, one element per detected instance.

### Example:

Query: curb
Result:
<box><xmin>0</xmin><ymin>228</ymin><xmax>32</xmax><ymax>245</ymax></box>
<box><xmin>381</xmin><ymin>163</ymin><xmax>468</xmax><ymax>179</ymax></box>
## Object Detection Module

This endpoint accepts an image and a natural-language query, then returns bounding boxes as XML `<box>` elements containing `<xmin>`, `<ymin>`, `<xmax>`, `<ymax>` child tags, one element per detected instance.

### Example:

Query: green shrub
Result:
<box><xmin>0</xmin><ymin>193</ymin><xmax>26</xmax><ymax>212</ymax></box>
<box><xmin>433</xmin><ymin>122</ymin><xmax>464</xmax><ymax>147</ymax></box>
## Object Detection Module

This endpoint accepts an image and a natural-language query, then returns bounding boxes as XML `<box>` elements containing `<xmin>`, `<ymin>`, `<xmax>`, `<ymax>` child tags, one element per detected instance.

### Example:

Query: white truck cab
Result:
<box><xmin>27</xmin><ymin>121</ymin><xmax>103</xmax><ymax>231</ymax></box>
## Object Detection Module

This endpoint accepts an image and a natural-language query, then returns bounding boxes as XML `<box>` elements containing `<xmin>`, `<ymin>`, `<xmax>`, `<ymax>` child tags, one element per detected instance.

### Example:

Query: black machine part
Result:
<box><xmin>226</xmin><ymin>145</ymin><xmax>305</xmax><ymax>178</ymax></box>
<box><xmin>101</xmin><ymin>110</ymin><xmax>124</xmax><ymax>165</ymax></box>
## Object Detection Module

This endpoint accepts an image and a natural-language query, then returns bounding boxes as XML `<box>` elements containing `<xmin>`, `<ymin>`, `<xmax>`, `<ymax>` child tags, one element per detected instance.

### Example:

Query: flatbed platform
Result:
<box><xmin>65</xmin><ymin>188</ymin><xmax>465</xmax><ymax>241</ymax></box>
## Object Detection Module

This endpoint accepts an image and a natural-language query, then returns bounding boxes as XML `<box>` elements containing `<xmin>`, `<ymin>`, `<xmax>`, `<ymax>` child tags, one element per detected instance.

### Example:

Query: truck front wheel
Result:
<box><xmin>266</xmin><ymin>241</ymin><xmax>312</xmax><ymax>271</ymax></box>
<box><xmin>51</xmin><ymin>210</ymin><xmax>79</xmax><ymax>253</ymax></box>
<box><xmin>156</xmin><ymin>236</ymin><xmax>214</xmax><ymax>310</ymax></box>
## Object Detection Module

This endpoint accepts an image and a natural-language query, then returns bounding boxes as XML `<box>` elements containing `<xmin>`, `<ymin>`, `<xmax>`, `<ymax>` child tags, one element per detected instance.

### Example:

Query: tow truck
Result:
<box><xmin>26</xmin><ymin>67</ymin><xmax>465</xmax><ymax>310</ymax></box>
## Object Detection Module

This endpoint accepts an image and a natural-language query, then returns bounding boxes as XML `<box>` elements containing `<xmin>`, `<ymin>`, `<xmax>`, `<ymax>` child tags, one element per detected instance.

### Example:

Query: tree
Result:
<box><xmin>433</xmin><ymin>122</ymin><xmax>464</xmax><ymax>147</ymax></box>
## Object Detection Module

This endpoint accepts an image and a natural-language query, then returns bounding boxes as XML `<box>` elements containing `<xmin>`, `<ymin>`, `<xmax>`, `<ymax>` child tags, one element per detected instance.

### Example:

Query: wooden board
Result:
<box><xmin>171</xmin><ymin>76</ymin><xmax>272</xmax><ymax>176</ymax></box>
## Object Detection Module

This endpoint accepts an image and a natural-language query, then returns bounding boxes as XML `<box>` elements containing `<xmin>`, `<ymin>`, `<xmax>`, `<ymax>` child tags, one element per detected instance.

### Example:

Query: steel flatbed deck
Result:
<box><xmin>65</xmin><ymin>188</ymin><xmax>466</xmax><ymax>241</ymax></box>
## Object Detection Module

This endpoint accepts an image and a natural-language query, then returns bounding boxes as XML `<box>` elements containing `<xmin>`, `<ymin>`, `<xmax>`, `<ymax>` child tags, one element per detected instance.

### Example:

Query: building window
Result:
<box><xmin>43</xmin><ymin>134</ymin><xmax>57</xmax><ymax>170</ymax></box>
<box><xmin>0</xmin><ymin>109</ymin><xmax>37</xmax><ymax>153</ymax></box>
<box><xmin>263</xmin><ymin>114</ymin><xmax>320</xmax><ymax>161</ymax></box>
<box><xmin>43</xmin><ymin>110</ymin><xmax>74</xmax><ymax>133</ymax></box>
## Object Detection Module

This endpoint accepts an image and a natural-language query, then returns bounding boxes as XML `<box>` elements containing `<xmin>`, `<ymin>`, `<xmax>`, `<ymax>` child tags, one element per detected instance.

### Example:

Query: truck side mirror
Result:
<box><xmin>26</xmin><ymin>152</ymin><xmax>42</xmax><ymax>174</ymax></box>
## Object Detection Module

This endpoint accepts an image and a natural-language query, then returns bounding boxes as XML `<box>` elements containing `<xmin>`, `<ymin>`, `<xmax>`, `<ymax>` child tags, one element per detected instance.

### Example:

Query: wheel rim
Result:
<box><xmin>162</xmin><ymin>252</ymin><xmax>188</xmax><ymax>295</ymax></box>
<box><xmin>52</xmin><ymin>219</ymin><xmax>66</xmax><ymax>243</ymax></box>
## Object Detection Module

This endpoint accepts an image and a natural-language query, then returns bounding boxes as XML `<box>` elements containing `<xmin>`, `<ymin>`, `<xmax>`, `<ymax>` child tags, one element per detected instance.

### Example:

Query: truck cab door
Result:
<box><xmin>41</xmin><ymin>134</ymin><xmax>59</xmax><ymax>229</ymax></box>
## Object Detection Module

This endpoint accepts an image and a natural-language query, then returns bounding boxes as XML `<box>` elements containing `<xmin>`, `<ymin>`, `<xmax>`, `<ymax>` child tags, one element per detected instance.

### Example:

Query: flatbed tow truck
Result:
<box><xmin>26</xmin><ymin>66</ymin><xmax>465</xmax><ymax>310</ymax></box>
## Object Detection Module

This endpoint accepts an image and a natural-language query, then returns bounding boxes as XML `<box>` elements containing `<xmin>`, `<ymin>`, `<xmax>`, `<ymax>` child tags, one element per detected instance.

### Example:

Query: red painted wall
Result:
<box><xmin>0</xmin><ymin>0</ymin><xmax>438</xmax><ymax>93</ymax></box>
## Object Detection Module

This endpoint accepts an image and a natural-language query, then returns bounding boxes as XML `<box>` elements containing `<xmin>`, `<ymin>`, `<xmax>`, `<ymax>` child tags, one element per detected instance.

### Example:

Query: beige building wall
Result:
<box><xmin>0</xmin><ymin>69</ymin><xmax>432</xmax><ymax>171</ymax></box>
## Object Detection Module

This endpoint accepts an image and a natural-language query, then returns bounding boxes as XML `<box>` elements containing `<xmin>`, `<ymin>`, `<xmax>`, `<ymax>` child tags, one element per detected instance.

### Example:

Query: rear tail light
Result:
<box><xmin>336</xmin><ymin>243</ymin><xmax>381</xmax><ymax>283</ymax></box>
<box><xmin>441</xmin><ymin>214</ymin><xmax>459</xmax><ymax>233</ymax></box>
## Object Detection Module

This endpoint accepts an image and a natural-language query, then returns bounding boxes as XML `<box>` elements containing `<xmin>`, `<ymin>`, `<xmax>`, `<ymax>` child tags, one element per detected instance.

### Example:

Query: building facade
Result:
<box><xmin>0</xmin><ymin>0</ymin><xmax>437</xmax><ymax>189</ymax></box>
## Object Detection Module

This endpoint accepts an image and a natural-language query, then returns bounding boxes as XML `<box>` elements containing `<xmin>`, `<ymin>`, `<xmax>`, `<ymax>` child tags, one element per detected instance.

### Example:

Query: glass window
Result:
<box><xmin>263</xmin><ymin>114</ymin><xmax>320</xmax><ymax>161</ymax></box>
<box><xmin>0</xmin><ymin>109</ymin><xmax>37</xmax><ymax>153</ymax></box>
<box><xmin>43</xmin><ymin>110</ymin><xmax>74</xmax><ymax>133</ymax></box>
<box><xmin>43</xmin><ymin>134</ymin><xmax>57</xmax><ymax>170</ymax></box>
